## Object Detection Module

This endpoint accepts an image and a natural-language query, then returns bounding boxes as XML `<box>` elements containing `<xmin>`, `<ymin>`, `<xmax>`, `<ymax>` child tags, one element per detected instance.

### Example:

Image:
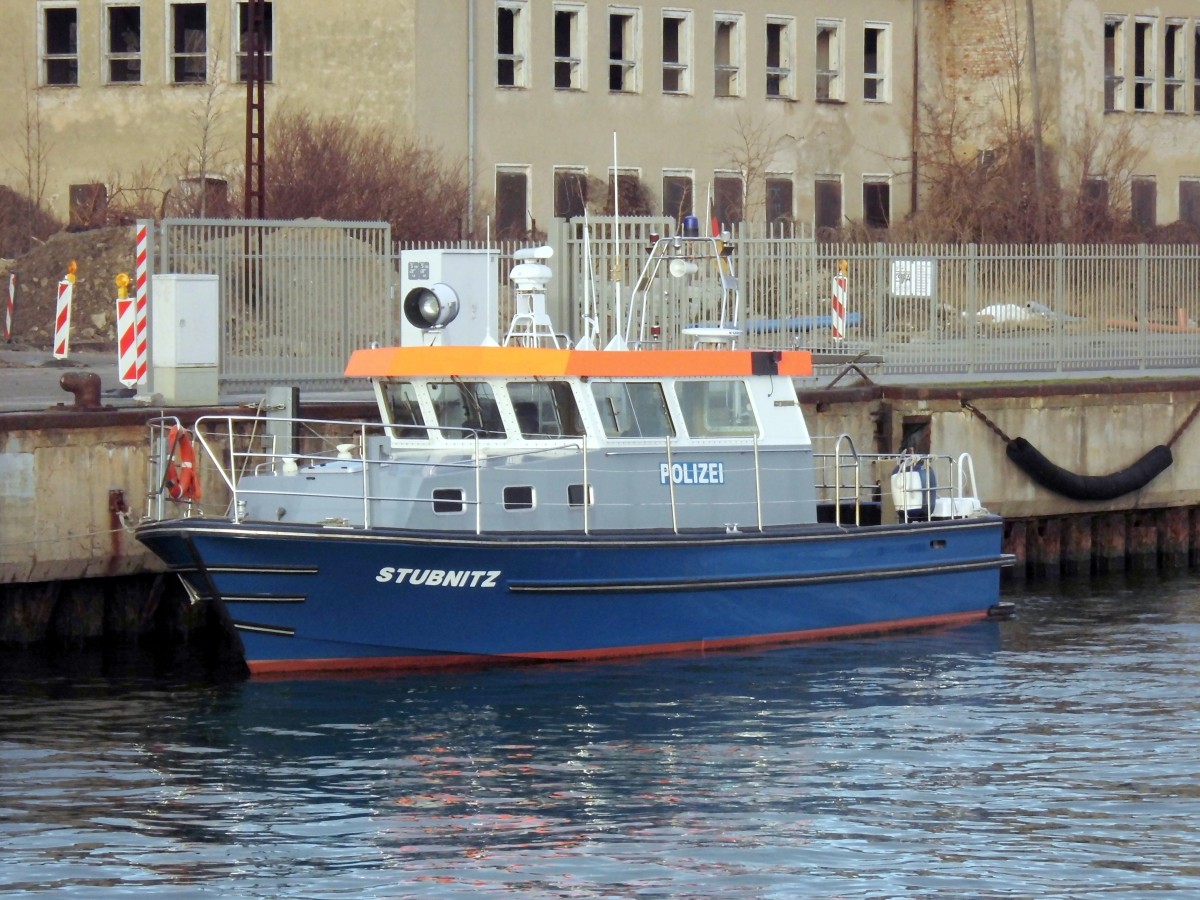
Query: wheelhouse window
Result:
<box><xmin>675</xmin><ymin>381</ymin><xmax>758</xmax><ymax>437</ymax></box>
<box><xmin>816</xmin><ymin>20</ymin><xmax>844</xmax><ymax>102</ymax></box>
<box><xmin>714</xmin><ymin>14</ymin><xmax>742</xmax><ymax>97</ymax></box>
<box><xmin>591</xmin><ymin>382</ymin><xmax>675</xmax><ymax>439</ymax></box>
<box><xmin>237</xmin><ymin>1</ymin><xmax>274</xmax><ymax>82</ymax></box>
<box><xmin>662</xmin><ymin>11</ymin><xmax>691</xmax><ymax>94</ymax></box>
<box><xmin>430</xmin><ymin>381</ymin><xmax>505</xmax><ymax>439</ymax></box>
<box><xmin>497</xmin><ymin>1</ymin><xmax>528</xmax><ymax>88</ymax></box>
<box><xmin>506</xmin><ymin>381</ymin><xmax>585</xmax><ymax>438</ymax></box>
<box><xmin>105</xmin><ymin>5</ymin><xmax>142</xmax><ymax>84</ymax></box>
<box><xmin>383</xmin><ymin>382</ymin><xmax>429</xmax><ymax>440</ymax></box>
<box><xmin>171</xmin><ymin>2</ymin><xmax>208</xmax><ymax>83</ymax></box>
<box><xmin>609</xmin><ymin>7</ymin><xmax>639</xmax><ymax>92</ymax></box>
<box><xmin>41</xmin><ymin>3</ymin><xmax>79</xmax><ymax>86</ymax></box>
<box><xmin>554</xmin><ymin>4</ymin><xmax>584</xmax><ymax>90</ymax></box>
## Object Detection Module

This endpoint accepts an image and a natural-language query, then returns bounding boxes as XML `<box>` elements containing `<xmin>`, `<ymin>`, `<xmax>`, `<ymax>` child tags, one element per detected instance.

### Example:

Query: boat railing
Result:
<box><xmin>810</xmin><ymin>436</ymin><xmax>987</xmax><ymax>525</ymax></box>
<box><xmin>144</xmin><ymin>415</ymin><xmax>987</xmax><ymax>533</ymax></box>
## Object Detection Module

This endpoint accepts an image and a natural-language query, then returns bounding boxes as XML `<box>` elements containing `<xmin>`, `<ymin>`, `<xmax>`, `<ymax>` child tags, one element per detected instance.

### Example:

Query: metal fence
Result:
<box><xmin>152</xmin><ymin>218</ymin><xmax>393</xmax><ymax>388</ymax></box>
<box><xmin>555</xmin><ymin>224</ymin><xmax>1200</xmax><ymax>375</ymax></box>
<box><xmin>145</xmin><ymin>218</ymin><xmax>1200</xmax><ymax>391</ymax></box>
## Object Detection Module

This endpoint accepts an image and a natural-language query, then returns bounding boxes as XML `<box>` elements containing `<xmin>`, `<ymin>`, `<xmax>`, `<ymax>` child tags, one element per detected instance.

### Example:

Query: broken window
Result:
<box><xmin>497</xmin><ymin>2</ymin><xmax>528</xmax><ymax>88</ymax></box>
<box><xmin>171</xmin><ymin>3</ymin><xmax>208</xmax><ymax>84</ymax></box>
<box><xmin>864</xmin><ymin>23</ymin><xmax>889</xmax><ymax>101</ymax></box>
<box><xmin>863</xmin><ymin>178</ymin><xmax>890</xmax><ymax>229</ymax></box>
<box><xmin>662</xmin><ymin>11</ymin><xmax>691</xmax><ymax>94</ymax></box>
<box><xmin>1133</xmin><ymin>18</ymin><xmax>1154</xmax><ymax>111</ymax></box>
<box><xmin>816</xmin><ymin>20</ymin><xmax>844</xmax><ymax>102</ymax></box>
<box><xmin>765</xmin><ymin>18</ymin><xmax>793</xmax><ymax>98</ymax></box>
<box><xmin>105</xmin><ymin>5</ymin><xmax>141</xmax><ymax>84</ymax></box>
<box><xmin>237</xmin><ymin>1</ymin><xmax>274</xmax><ymax>83</ymax></box>
<box><xmin>1180</xmin><ymin>179</ymin><xmax>1200</xmax><ymax>226</ymax></box>
<box><xmin>609</xmin><ymin>8</ymin><xmax>638</xmax><ymax>92</ymax></box>
<box><xmin>714</xmin><ymin>14</ymin><xmax>742</xmax><ymax>97</ymax></box>
<box><xmin>42</xmin><ymin>3</ymin><xmax>78</xmax><ymax>86</ymax></box>
<box><xmin>1104</xmin><ymin>17</ymin><xmax>1126</xmax><ymax>112</ymax></box>
<box><xmin>1164</xmin><ymin>20</ymin><xmax>1184</xmax><ymax>113</ymax></box>
<box><xmin>554</xmin><ymin>6</ymin><xmax>583</xmax><ymax>90</ymax></box>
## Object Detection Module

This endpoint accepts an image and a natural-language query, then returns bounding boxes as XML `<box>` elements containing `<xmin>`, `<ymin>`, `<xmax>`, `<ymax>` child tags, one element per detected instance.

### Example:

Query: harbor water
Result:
<box><xmin>2</xmin><ymin>573</ymin><xmax>1199</xmax><ymax>898</ymax></box>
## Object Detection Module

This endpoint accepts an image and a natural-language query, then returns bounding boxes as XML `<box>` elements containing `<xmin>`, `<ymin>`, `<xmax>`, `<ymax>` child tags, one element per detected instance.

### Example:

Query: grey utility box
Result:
<box><xmin>150</xmin><ymin>274</ymin><xmax>219</xmax><ymax>406</ymax></box>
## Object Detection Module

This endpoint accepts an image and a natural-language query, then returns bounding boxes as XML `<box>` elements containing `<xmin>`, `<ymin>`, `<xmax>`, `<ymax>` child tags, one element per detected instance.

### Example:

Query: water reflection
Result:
<box><xmin>1</xmin><ymin>573</ymin><xmax>1199</xmax><ymax>896</ymax></box>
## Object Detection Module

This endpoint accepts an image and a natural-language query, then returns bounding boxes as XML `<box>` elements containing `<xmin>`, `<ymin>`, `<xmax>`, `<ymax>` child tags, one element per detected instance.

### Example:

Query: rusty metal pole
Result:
<box><xmin>244</xmin><ymin>0</ymin><xmax>267</xmax><ymax>219</ymax></box>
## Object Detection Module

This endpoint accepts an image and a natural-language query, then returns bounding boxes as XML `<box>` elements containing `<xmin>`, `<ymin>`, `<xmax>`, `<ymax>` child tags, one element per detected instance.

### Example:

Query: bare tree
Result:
<box><xmin>719</xmin><ymin>112</ymin><xmax>787</xmax><ymax>223</ymax></box>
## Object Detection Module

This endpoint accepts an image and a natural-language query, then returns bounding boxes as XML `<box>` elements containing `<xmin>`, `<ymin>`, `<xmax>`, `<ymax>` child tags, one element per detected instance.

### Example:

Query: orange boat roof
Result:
<box><xmin>345</xmin><ymin>345</ymin><xmax>813</xmax><ymax>379</ymax></box>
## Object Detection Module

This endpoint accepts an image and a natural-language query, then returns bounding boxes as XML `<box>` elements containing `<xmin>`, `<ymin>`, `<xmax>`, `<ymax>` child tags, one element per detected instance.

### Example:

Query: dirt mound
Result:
<box><xmin>2</xmin><ymin>227</ymin><xmax>136</xmax><ymax>352</ymax></box>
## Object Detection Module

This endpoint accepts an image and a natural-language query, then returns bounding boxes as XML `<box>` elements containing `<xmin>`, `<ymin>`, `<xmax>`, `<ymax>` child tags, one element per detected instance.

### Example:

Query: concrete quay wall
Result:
<box><xmin>2</xmin><ymin>379</ymin><xmax>1199</xmax><ymax>646</ymax></box>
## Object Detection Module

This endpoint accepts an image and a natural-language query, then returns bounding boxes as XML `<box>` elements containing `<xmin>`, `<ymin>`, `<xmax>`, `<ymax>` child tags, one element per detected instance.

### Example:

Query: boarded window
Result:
<box><xmin>713</xmin><ymin>175</ymin><xmax>743</xmax><ymax>228</ymax></box>
<box><xmin>766</xmin><ymin>177</ymin><xmax>793</xmax><ymax>225</ymax></box>
<box><xmin>1131</xmin><ymin>178</ymin><xmax>1156</xmax><ymax>230</ymax></box>
<box><xmin>815</xmin><ymin>177</ymin><xmax>842</xmax><ymax>232</ymax></box>
<box><xmin>496</xmin><ymin>169</ymin><xmax>528</xmax><ymax>238</ymax></box>
<box><xmin>663</xmin><ymin>174</ymin><xmax>693</xmax><ymax>226</ymax></box>
<box><xmin>554</xmin><ymin>169</ymin><xmax>588</xmax><ymax>219</ymax></box>
<box><xmin>1180</xmin><ymin>180</ymin><xmax>1200</xmax><ymax>226</ymax></box>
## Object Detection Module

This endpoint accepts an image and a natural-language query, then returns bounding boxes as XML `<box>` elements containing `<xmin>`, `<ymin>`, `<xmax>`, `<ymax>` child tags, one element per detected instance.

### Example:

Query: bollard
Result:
<box><xmin>59</xmin><ymin>371</ymin><xmax>102</xmax><ymax>410</ymax></box>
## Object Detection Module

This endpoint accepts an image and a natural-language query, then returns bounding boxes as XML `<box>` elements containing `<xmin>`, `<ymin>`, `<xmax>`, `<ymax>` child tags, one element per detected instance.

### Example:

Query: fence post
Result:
<box><xmin>1136</xmin><ymin>242</ymin><xmax>1149</xmax><ymax>370</ymax></box>
<box><xmin>1054</xmin><ymin>243</ymin><xmax>1066</xmax><ymax>373</ymax></box>
<box><xmin>966</xmin><ymin>244</ymin><xmax>979</xmax><ymax>374</ymax></box>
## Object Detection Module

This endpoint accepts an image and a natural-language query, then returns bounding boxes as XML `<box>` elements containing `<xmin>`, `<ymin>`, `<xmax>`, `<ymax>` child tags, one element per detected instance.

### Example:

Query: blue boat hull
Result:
<box><xmin>137</xmin><ymin>517</ymin><xmax>1011</xmax><ymax>675</ymax></box>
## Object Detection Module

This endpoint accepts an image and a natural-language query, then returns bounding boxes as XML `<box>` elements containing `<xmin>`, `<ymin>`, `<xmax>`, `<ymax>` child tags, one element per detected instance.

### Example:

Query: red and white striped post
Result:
<box><xmin>5</xmin><ymin>273</ymin><xmax>13</xmax><ymax>342</ymax></box>
<box><xmin>831</xmin><ymin>259</ymin><xmax>849</xmax><ymax>343</ymax></box>
<box><xmin>116</xmin><ymin>273</ymin><xmax>138</xmax><ymax>387</ymax></box>
<box><xmin>134</xmin><ymin>223</ymin><xmax>149</xmax><ymax>383</ymax></box>
<box><xmin>53</xmin><ymin>261</ymin><xmax>76</xmax><ymax>359</ymax></box>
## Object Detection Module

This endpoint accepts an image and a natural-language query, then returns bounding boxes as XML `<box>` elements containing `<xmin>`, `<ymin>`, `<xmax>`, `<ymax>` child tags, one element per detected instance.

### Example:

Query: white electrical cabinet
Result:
<box><xmin>150</xmin><ymin>274</ymin><xmax>219</xmax><ymax>405</ymax></box>
<box><xmin>399</xmin><ymin>249</ymin><xmax>498</xmax><ymax>346</ymax></box>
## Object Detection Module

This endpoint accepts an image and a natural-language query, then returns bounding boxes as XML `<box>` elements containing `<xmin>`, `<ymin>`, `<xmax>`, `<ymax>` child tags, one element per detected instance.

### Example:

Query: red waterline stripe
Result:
<box><xmin>245</xmin><ymin>609</ymin><xmax>990</xmax><ymax>678</ymax></box>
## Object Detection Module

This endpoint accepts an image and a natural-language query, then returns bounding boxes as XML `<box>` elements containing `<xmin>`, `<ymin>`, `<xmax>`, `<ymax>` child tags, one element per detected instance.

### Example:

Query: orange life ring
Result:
<box><xmin>165</xmin><ymin>425</ymin><xmax>202</xmax><ymax>502</ymax></box>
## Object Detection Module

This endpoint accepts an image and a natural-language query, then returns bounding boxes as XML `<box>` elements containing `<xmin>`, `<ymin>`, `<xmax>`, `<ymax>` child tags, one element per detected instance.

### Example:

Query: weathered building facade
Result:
<box><xmin>2</xmin><ymin>1</ymin><xmax>1199</xmax><ymax>236</ymax></box>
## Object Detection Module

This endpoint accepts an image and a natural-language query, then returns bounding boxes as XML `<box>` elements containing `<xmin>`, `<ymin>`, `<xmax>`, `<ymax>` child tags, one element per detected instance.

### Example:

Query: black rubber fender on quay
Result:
<box><xmin>1005</xmin><ymin>438</ymin><xmax>1173</xmax><ymax>502</ymax></box>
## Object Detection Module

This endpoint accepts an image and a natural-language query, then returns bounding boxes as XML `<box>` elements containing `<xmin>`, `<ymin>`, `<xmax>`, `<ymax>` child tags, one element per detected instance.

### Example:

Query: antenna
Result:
<box><xmin>606</xmin><ymin>132</ymin><xmax>628</xmax><ymax>350</ymax></box>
